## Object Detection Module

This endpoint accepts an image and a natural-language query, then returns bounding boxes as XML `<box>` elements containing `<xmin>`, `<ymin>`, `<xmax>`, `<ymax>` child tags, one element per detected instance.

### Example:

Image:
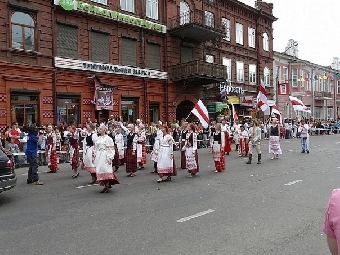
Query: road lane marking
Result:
<box><xmin>76</xmin><ymin>184</ymin><xmax>99</xmax><ymax>189</ymax></box>
<box><xmin>284</xmin><ymin>180</ymin><xmax>303</xmax><ymax>186</ymax></box>
<box><xmin>176</xmin><ymin>209</ymin><xmax>215</xmax><ymax>223</ymax></box>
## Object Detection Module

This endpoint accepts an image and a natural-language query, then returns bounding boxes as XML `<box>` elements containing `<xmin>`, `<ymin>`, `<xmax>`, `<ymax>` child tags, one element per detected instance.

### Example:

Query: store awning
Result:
<box><xmin>207</xmin><ymin>102</ymin><xmax>229</xmax><ymax>113</ymax></box>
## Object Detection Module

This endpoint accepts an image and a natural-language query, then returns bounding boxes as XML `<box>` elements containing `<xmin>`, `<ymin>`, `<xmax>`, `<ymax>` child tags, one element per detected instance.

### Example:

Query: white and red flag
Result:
<box><xmin>272</xmin><ymin>104</ymin><xmax>282</xmax><ymax>123</ymax></box>
<box><xmin>231</xmin><ymin>103</ymin><xmax>238</xmax><ymax>121</ymax></box>
<box><xmin>289</xmin><ymin>96</ymin><xmax>311</xmax><ymax>113</ymax></box>
<box><xmin>257</xmin><ymin>80</ymin><xmax>269</xmax><ymax>112</ymax></box>
<box><xmin>191</xmin><ymin>100</ymin><xmax>209</xmax><ymax>128</ymax></box>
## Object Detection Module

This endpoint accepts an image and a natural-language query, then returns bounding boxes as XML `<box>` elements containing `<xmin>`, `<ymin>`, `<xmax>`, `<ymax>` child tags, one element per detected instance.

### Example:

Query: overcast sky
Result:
<box><xmin>239</xmin><ymin>0</ymin><xmax>340</xmax><ymax>67</ymax></box>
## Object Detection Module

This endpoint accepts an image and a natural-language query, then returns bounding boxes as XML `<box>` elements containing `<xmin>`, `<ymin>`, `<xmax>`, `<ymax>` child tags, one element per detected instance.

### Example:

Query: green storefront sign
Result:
<box><xmin>207</xmin><ymin>102</ymin><xmax>228</xmax><ymax>113</ymax></box>
<box><xmin>57</xmin><ymin>0</ymin><xmax>166</xmax><ymax>33</ymax></box>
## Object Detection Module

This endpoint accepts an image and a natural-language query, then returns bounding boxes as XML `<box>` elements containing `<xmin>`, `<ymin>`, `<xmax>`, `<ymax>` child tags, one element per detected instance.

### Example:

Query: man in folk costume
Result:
<box><xmin>232</xmin><ymin>119</ymin><xmax>241</xmax><ymax>152</ymax></box>
<box><xmin>221</xmin><ymin>118</ymin><xmax>232</xmax><ymax>155</ymax></box>
<box><xmin>82</xmin><ymin>122</ymin><xmax>98</xmax><ymax>184</ymax></box>
<box><xmin>238</xmin><ymin>125</ymin><xmax>249</xmax><ymax>157</ymax></box>
<box><xmin>136</xmin><ymin>123</ymin><xmax>147</xmax><ymax>170</ymax></box>
<box><xmin>246</xmin><ymin>120</ymin><xmax>262</xmax><ymax>164</ymax></box>
<box><xmin>185</xmin><ymin>123</ymin><xmax>199</xmax><ymax>178</ymax></box>
<box><xmin>179</xmin><ymin>121</ymin><xmax>188</xmax><ymax>169</ymax></box>
<box><xmin>45</xmin><ymin>124</ymin><xmax>59</xmax><ymax>173</ymax></box>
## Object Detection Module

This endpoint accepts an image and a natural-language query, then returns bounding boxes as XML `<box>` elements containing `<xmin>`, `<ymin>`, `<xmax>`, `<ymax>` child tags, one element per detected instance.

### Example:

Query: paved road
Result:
<box><xmin>0</xmin><ymin>135</ymin><xmax>339</xmax><ymax>255</ymax></box>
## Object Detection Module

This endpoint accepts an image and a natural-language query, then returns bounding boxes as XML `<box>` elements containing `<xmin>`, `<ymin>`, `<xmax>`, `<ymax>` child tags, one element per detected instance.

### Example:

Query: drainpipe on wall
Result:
<box><xmin>143</xmin><ymin>78</ymin><xmax>147</xmax><ymax>123</ymax></box>
<box><xmin>164</xmin><ymin>0</ymin><xmax>169</xmax><ymax>122</ymax></box>
<box><xmin>51</xmin><ymin>4</ymin><xmax>57</xmax><ymax>125</ymax></box>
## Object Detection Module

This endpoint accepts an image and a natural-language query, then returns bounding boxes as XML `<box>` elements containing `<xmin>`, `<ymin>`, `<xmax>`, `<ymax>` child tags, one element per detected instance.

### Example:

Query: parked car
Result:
<box><xmin>0</xmin><ymin>147</ymin><xmax>17</xmax><ymax>193</ymax></box>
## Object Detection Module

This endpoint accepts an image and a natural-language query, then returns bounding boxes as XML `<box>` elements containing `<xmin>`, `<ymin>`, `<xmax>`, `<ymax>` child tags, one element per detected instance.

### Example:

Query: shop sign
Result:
<box><xmin>207</xmin><ymin>103</ymin><xmax>216</xmax><ymax>113</ymax></box>
<box><xmin>54</xmin><ymin>57</ymin><xmax>168</xmax><ymax>80</ymax></box>
<box><xmin>219</xmin><ymin>83</ymin><xmax>244</xmax><ymax>95</ymax></box>
<box><xmin>226</xmin><ymin>96</ymin><xmax>240</xmax><ymax>105</ymax></box>
<box><xmin>240</xmin><ymin>96</ymin><xmax>254</xmax><ymax>107</ymax></box>
<box><xmin>55</xmin><ymin>0</ymin><xmax>166</xmax><ymax>33</ymax></box>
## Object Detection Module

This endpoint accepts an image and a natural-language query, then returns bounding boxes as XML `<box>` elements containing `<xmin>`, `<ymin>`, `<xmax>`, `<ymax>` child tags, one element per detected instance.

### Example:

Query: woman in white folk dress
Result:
<box><xmin>150</xmin><ymin>127</ymin><xmax>163</xmax><ymax>173</ymax></box>
<box><xmin>156</xmin><ymin>126</ymin><xmax>177</xmax><ymax>183</ymax></box>
<box><xmin>83</xmin><ymin>123</ymin><xmax>98</xmax><ymax>184</ymax></box>
<box><xmin>94</xmin><ymin>124</ymin><xmax>120</xmax><ymax>193</ymax></box>
<box><xmin>269</xmin><ymin>118</ymin><xmax>282</xmax><ymax>159</ymax></box>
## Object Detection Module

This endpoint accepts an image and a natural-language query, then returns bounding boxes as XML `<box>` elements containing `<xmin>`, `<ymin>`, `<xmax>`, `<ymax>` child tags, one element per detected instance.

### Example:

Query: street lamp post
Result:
<box><xmin>275</xmin><ymin>41</ymin><xmax>298</xmax><ymax>116</ymax></box>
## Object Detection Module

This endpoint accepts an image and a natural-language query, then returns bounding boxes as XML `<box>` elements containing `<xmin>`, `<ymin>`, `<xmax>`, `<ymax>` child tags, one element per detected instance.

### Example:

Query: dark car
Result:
<box><xmin>0</xmin><ymin>147</ymin><xmax>17</xmax><ymax>193</ymax></box>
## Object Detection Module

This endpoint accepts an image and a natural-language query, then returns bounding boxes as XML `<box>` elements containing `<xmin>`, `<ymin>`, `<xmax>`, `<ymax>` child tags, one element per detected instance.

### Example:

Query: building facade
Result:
<box><xmin>0</xmin><ymin>0</ymin><xmax>276</xmax><ymax>129</ymax></box>
<box><xmin>274</xmin><ymin>46</ymin><xmax>340</xmax><ymax>120</ymax></box>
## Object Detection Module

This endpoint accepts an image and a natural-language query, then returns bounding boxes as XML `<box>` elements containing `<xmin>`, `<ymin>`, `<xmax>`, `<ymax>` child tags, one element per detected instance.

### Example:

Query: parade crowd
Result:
<box><xmin>2</xmin><ymin>116</ymin><xmax>339</xmax><ymax>193</ymax></box>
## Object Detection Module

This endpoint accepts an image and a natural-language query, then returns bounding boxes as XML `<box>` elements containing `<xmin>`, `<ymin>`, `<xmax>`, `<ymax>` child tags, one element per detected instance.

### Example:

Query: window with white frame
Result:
<box><xmin>121</xmin><ymin>0</ymin><xmax>134</xmax><ymax>12</ymax></box>
<box><xmin>264</xmin><ymin>67</ymin><xmax>270</xmax><ymax>86</ymax></box>
<box><xmin>263</xmin><ymin>33</ymin><xmax>269</xmax><ymax>51</ymax></box>
<box><xmin>337</xmin><ymin>80</ymin><xmax>340</xmax><ymax>94</ymax></box>
<box><xmin>205</xmin><ymin>11</ymin><xmax>214</xmax><ymax>27</ymax></box>
<box><xmin>248</xmin><ymin>27</ymin><xmax>255</xmax><ymax>48</ymax></box>
<box><xmin>327</xmin><ymin>108</ymin><xmax>332</xmax><ymax>119</ymax></box>
<box><xmin>275</xmin><ymin>66</ymin><xmax>280</xmax><ymax>83</ymax></box>
<box><xmin>306</xmin><ymin>73</ymin><xmax>311</xmax><ymax>91</ymax></box>
<box><xmin>205</xmin><ymin>54</ymin><xmax>214</xmax><ymax>63</ymax></box>
<box><xmin>222</xmin><ymin>18</ymin><xmax>230</xmax><ymax>41</ymax></box>
<box><xmin>236</xmin><ymin>23</ymin><xmax>243</xmax><ymax>45</ymax></box>
<box><xmin>91</xmin><ymin>0</ymin><xmax>107</xmax><ymax>5</ymax></box>
<box><xmin>249</xmin><ymin>64</ymin><xmax>256</xmax><ymax>84</ymax></box>
<box><xmin>330</xmin><ymin>81</ymin><xmax>333</xmax><ymax>94</ymax></box>
<box><xmin>300</xmin><ymin>70</ymin><xmax>304</xmax><ymax>87</ymax></box>
<box><xmin>292</xmin><ymin>68</ymin><xmax>298</xmax><ymax>87</ymax></box>
<box><xmin>146</xmin><ymin>0</ymin><xmax>158</xmax><ymax>20</ymax></box>
<box><xmin>222</xmin><ymin>57</ymin><xmax>231</xmax><ymax>80</ymax></box>
<box><xmin>236</xmin><ymin>61</ymin><xmax>244</xmax><ymax>83</ymax></box>
<box><xmin>180</xmin><ymin>1</ymin><xmax>190</xmax><ymax>25</ymax></box>
<box><xmin>283</xmin><ymin>67</ymin><xmax>288</xmax><ymax>82</ymax></box>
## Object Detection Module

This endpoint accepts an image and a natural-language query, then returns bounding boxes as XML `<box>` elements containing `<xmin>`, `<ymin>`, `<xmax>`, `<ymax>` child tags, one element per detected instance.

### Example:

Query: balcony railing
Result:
<box><xmin>170</xmin><ymin>60</ymin><xmax>227</xmax><ymax>85</ymax></box>
<box><xmin>314</xmin><ymin>91</ymin><xmax>332</xmax><ymax>100</ymax></box>
<box><xmin>168</xmin><ymin>9</ymin><xmax>225</xmax><ymax>42</ymax></box>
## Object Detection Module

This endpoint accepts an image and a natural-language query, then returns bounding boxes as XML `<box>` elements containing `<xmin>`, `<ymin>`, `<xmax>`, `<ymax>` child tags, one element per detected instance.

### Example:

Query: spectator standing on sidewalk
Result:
<box><xmin>26</xmin><ymin>126</ymin><xmax>43</xmax><ymax>185</ymax></box>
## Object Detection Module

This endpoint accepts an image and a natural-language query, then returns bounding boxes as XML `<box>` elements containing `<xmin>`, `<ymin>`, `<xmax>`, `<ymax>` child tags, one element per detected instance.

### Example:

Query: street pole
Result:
<box><xmin>311</xmin><ymin>69</ymin><xmax>314</xmax><ymax>118</ymax></box>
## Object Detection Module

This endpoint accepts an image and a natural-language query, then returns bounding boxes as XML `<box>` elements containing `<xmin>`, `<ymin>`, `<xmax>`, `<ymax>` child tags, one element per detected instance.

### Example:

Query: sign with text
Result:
<box><xmin>54</xmin><ymin>57</ymin><xmax>168</xmax><ymax>79</ymax></box>
<box><xmin>55</xmin><ymin>0</ymin><xmax>166</xmax><ymax>33</ymax></box>
<box><xmin>240</xmin><ymin>96</ymin><xmax>254</xmax><ymax>107</ymax></box>
<box><xmin>219</xmin><ymin>83</ymin><xmax>244</xmax><ymax>95</ymax></box>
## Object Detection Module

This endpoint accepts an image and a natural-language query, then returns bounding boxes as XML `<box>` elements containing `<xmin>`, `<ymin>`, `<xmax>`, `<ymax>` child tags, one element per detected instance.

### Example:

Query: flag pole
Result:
<box><xmin>185</xmin><ymin>112</ymin><xmax>192</xmax><ymax>121</ymax></box>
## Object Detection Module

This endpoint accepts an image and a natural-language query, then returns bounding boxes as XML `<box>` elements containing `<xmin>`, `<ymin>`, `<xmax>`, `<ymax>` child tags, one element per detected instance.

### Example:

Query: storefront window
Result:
<box><xmin>11</xmin><ymin>94</ymin><xmax>39</xmax><ymax>126</ymax></box>
<box><xmin>121</xmin><ymin>98</ymin><xmax>138</xmax><ymax>123</ymax></box>
<box><xmin>57</xmin><ymin>97</ymin><xmax>79</xmax><ymax>125</ymax></box>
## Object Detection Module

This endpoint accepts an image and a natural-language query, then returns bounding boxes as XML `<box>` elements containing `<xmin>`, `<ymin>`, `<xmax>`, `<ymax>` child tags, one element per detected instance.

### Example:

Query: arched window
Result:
<box><xmin>180</xmin><ymin>1</ymin><xmax>190</xmax><ymax>25</ymax></box>
<box><xmin>264</xmin><ymin>67</ymin><xmax>270</xmax><ymax>86</ymax></box>
<box><xmin>11</xmin><ymin>12</ymin><xmax>35</xmax><ymax>51</ymax></box>
<box><xmin>263</xmin><ymin>33</ymin><xmax>269</xmax><ymax>51</ymax></box>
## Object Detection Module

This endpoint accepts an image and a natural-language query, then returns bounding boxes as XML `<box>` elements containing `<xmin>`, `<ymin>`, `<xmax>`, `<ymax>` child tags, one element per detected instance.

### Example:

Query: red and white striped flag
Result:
<box><xmin>257</xmin><ymin>80</ymin><xmax>269</xmax><ymax>112</ymax></box>
<box><xmin>191</xmin><ymin>100</ymin><xmax>209</xmax><ymax>128</ymax></box>
<box><xmin>289</xmin><ymin>96</ymin><xmax>311</xmax><ymax>113</ymax></box>
<box><xmin>272</xmin><ymin>104</ymin><xmax>282</xmax><ymax>123</ymax></box>
<box><xmin>231</xmin><ymin>103</ymin><xmax>238</xmax><ymax>121</ymax></box>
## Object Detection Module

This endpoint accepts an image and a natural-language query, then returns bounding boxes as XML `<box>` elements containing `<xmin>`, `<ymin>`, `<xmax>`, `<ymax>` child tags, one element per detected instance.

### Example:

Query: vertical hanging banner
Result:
<box><xmin>91</xmin><ymin>76</ymin><xmax>114</xmax><ymax>110</ymax></box>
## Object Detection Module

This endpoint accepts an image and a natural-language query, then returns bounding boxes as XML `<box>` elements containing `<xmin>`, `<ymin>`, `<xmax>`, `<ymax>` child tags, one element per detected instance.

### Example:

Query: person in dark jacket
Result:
<box><xmin>25</xmin><ymin>126</ymin><xmax>43</xmax><ymax>185</ymax></box>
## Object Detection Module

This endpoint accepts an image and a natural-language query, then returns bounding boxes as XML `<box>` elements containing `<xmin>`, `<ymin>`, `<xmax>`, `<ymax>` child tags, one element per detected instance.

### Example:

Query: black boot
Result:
<box><xmin>246</xmin><ymin>154</ymin><xmax>252</xmax><ymax>164</ymax></box>
<box><xmin>257</xmin><ymin>154</ymin><xmax>261</xmax><ymax>164</ymax></box>
<box><xmin>236</xmin><ymin>144</ymin><xmax>239</xmax><ymax>151</ymax></box>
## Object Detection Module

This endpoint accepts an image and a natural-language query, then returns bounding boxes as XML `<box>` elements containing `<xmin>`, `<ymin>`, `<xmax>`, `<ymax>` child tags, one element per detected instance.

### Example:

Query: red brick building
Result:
<box><xmin>0</xmin><ymin>0</ymin><xmax>276</xmax><ymax>129</ymax></box>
